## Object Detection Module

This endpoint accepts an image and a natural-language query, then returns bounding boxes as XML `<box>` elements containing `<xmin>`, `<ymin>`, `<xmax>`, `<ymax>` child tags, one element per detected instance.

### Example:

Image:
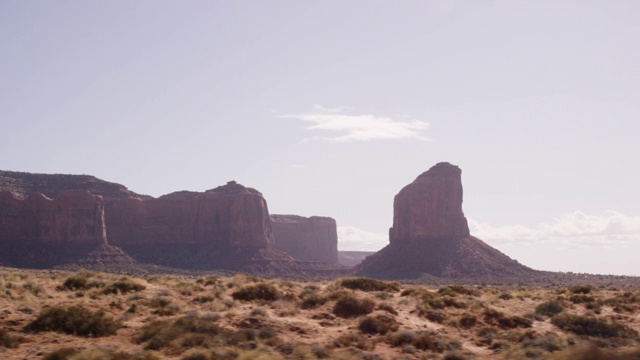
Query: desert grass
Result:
<box><xmin>0</xmin><ymin>268</ymin><xmax>639</xmax><ymax>359</ymax></box>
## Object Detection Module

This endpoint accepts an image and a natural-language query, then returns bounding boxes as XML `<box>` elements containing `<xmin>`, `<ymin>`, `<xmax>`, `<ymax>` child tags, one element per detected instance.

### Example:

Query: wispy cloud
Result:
<box><xmin>337</xmin><ymin>226</ymin><xmax>388</xmax><ymax>251</ymax></box>
<box><xmin>278</xmin><ymin>106</ymin><xmax>429</xmax><ymax>142</ymax></box>
<box><xmin>469</xmin><ymin>210</ymin><xmax>640</xmax><ymax>248</ymax></box>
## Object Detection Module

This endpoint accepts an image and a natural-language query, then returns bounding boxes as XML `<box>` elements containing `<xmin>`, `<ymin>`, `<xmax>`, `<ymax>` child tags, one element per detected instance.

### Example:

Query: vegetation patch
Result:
<box><xmin>535</xmin><ymin>300</ymin><xmax>564</xmax><ymax>317</ymax></box>
<box><xmin>551</xmin><ymin>314</ymin><xmax>637</xmax><ymax>339</ymax></box>
<box><xmin>338</xmin><ymin>277</ymin><xmax>400</xmax><ymax>292</ymax></box>
<box><xmin>332</xmin><ymin>293</ymin><xmax>375</xmax><ymax>318</ymax></box>
<box><xmin>26</xmin><ymin>306</ymin><xmax>120</xmax><ymax>337</ymax></box>
<box><xmin>358</xmin><ymin>314</ymin><xmax>399</xmax><ymax>335</ymax></box>
<box><xmin>102</xmin><ymin>278</ymin><xmax>146</xmax><ymax>294</ymax></box>
<box><xmin>231</xmin><ymin>283</ymin><xmax>281</xmax><ymax>302</ymax></box>
<box><xmin>0</xmin><ymin>328</ymin><xmax>20</xmax><ymax>348</ymax></box>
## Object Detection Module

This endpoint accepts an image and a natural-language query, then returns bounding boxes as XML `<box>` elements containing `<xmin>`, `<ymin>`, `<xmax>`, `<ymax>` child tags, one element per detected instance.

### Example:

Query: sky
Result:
<box><xmin>1</xmin><ymin>1</ymin><xmax>639</xmax><ymax>275</ymax></box>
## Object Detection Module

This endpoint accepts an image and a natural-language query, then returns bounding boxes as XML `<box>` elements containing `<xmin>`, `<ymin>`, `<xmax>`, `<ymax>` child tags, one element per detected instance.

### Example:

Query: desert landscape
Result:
<box><xmin>1</xmin><ymin>269</ymin><xmax>640</xmax><ymax>359</ymax></box>
<box><xmin>2</xmin><ymin>2</ymin><xmax>639</xmax><ymax>359</ymax></box>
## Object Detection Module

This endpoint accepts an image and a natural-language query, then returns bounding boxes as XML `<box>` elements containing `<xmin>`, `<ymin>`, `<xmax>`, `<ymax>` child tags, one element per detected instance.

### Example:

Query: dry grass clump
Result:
<box><xmin>568</xmin><ymin>285</ymin><xmax>595</xmax><ymax>294</ymax></box>
<box><xmin>386</xmin><ymin>330</ymin><xmax>460</xmax><ymax>353</ymax></box>
<box><xmin>43</xmin><ymin>347</ymin><xmax>162</xmax><ymax>360</ymax></box>
<box><xmin>231</xmin><ymin>283</ymin><xmax>280</xmax><ymax>302</ymax></box>
<box><xmin>358</xmin><ymin>314</ymin><xmax>399</xmax><ymax>335</ymax></box>
<box><xmin>300</xmin><ymin>293</ymin><xmax>326</xmax><ymax>309</ymax></box>
<box><xmin>483</xmin><ymin>308</ymin><xmax>532</xmax><ymax>329</ymax></box>
<box><xmin>551</xmin><ymin>313</ymin><xmax>637</xmax><ymax>339</ymax></box>
<box><xmin>535</xmin><ymin>299</ymin><xmax>565</xmax><ymax>317</ymax></box>
<box><xmin>0</xmin><ymin>328</ymin><xmax>20</xmax><ymax>348</ymax></box>
<box><xmin>61</xmin><ymin>271</ymin><xmax>104</xmax><ymax>291</ymax></box>
<box><xmin>550</xmin><ymin>343</ymin><xmax>640</xmax><ymax>360</ymax></box>
<box><xmin>148</xmin><ymin>296</ymin><xmax>181</xmax><ymax>316</ymax></box>
<box><xmin>332</xmin><ymin>333</ymin><xmax>375</xmax><ymax>351</ymax></box>
<box><xmin>332</xmin><ymin>293</ymin><xmax>375</xmax><ymax>318</ymax></box>
<box><xmin>26</xmin><ymin>305</ymin><xmax>120</xmax><ymax>337</ymax></box>
<box><xmin>458</xmin><ymin>314</ymin><xmax>477</xmax><ymax>329</ymax></box>
<box><xmin>138</xmin><ymin>315</ymin><xmax>228</xmax><ymax>351</ymax></box>
<box><xmin>438</xmin><ymin>285</ymin><xmax>480</xmax><ymax>297</ymax></box>
<box><xmin>337</xmin><ymin>277</ymin><xmax>400</xmax><ymax>292</ymax></box>
<box><xmin>102</xmin><ymin>277</ymin><xmax>146</xmax><ymax>295</ymax></box>
<box><xmin>602</xmin><ymin>291</ymin><xmax>640</xmax><ymax>313</ymax></box>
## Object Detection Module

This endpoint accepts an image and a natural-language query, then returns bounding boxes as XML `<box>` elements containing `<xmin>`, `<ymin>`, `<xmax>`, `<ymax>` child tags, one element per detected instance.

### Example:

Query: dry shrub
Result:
<box><xmin>149</xmin><ymin>296</ymin><xmax>181</xmax><ymax>316</ymax></box>
<box><xmin>102</xmin><ymin>278</ymin><xmax>146</xmax><ymax>295</ymax></box>
<box><xmin>377</xmin><ymin>303</ymin><xmax>398</xmax><ymax>316</ymax></box>
<box><xmin>138</xmin><ymin>315</ymin><xmax>226</xmax><ymax>351</ymax></box>
<box><xmin>458</xmin><ymin>315</ymin><xmax>477</xmax><ymax>329</ymax></box>
<box><xmin>300</xmin><ymin>293</ymin><xmax>326</xmax><ymax>309</ymax></box>
<box><xmin>551</xmin><ymin>314</ymin><xmax>637</xmax><ymax>339</ymax></box>
<box><xmin>535</xmin><ymin>300</ymin><xmax>564</xmax><ymax>317</ymax></box>
<box><xmin>338</xmin><ymin>277</ymin><xmax>400</xmax><ymax>292</ymax></box>
<box><xmin>358</xmin><ymin>314</ymin><xmax>399</xmax><ymax>335</ymax></box>
<box><xmin>386</xmin><ymin>330</ymin><xmax>458</xmax><ymax>353</ymax></box>
<box><xmin>231</xmin><ymin>283</ymin><xmax>280</xmax><ymax>302</ymax></box>
<box><xmin>551</xmin><ymin>343</ymin><xmax>640</xmax><ymax>360</ymax></box>
<box><xmin>180</xmin><ymin>348</ymin><xmax>217</xmax><ymax>360</ymax></box>
<box><xmin>424</xmin><ymin>309</ymin><xmax>448</xmax><ymax>323</ymax></box>
<box><xmin>26</xmin><ymin>306</ymin><xmax>119</xmax><ymax>337</ymax></box>
<box><xmin>569</xmin><ymin>285</ymin><xmax>595</xmax><ymax>294</ymax></box>
<box><xmin>0</xmin><ymin>328</ymin><xmax>20</xmax><ymax>348</ymax></box>
<box><xmin>333</xmin><ymin>333</ymin><xmax>375</xmax><ymax>350</ymax></box>
<box><xmin>483</xmin><ymin>308</ymin><xmax>532</xmax><ymax>329</ymax></box>
<box><xmin>499</xmin><ymin>292</ymin><xmax>513</xmax><ymax>300</ymax></box>
<box><xmin>438</xmin><ymin>285</ymin><xmax>480</xmax><ymax>297</ymax></box>
<box><xmin>332</xmin><ymin>293</ymin><xmax>375</xmax><ymax>318</ymax></box>
<box><xmin>43</xmin><ymin>347</ymin><xmax>162</xmax><ymax>360</ymax></box>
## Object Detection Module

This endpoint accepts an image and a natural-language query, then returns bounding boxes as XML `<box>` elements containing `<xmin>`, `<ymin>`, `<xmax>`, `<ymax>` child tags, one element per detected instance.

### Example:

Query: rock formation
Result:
<box><xmin>0</xmin><ymin>190</ymin><xmax>112</xmax><ymax>268</ymax></box>
<box><xmin>0</xmin><ymin>170</ymin><xmax>146</xmax><ymax>200</ymax></box>
<box><xmin>357</xmin><ymin>162</ymin><xmax>535</xmax><ymax>279</ymax></box>
<box><xmin>103</xmin><ymin>181</ymin><xmax>278</xmax><ymax>269</ymax></box>
<box><xmin>271</xmin><ymin>215</ymin><xmax>338</xmax><ymax>264</ymax></box>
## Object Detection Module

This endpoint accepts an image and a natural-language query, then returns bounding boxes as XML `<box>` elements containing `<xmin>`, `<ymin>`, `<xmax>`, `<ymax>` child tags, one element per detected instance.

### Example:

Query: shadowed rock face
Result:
<box><xmin>358</xmin><ymin>162</ymin><xmax>535</xmax><ymax>279</ymax></box>
<box><xmin>271</xmin><ymin>215</ymin><xmax>338</xmax><ymax>264</ymax></box>
<box><xmin>103</xmin><ymin>181</ymin><xmax>276</xmax><ymax>269</ymax></box>
<box><xmin>390</xmin><ymin>162</ymin><xmax>470</xmax><ymax>243</ymax></box>
<box><xmin>0</xmin><ymin>190</ymin><xmax>110</xmax><ymax>267</ymax></box>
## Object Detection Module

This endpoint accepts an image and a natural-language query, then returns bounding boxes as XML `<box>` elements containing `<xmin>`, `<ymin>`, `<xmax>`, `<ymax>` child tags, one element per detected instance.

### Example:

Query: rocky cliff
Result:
<box><xmin>103</xmin><ymin>181</ymin><xmax>279</xmax><ymax>269</ymax></box>
<box><xmin>0</xmin><ymin>170</ymin><xmax>146</xmax><ymax>200</ymax></box>
<box><xmin>0</xmin><ymin>190</ymin><xmax>113</xmax><ymax>267</ymax></box>
<box><xmin>358</xmin><ymin>162</ymin><xmax>535</xmax><ymax>279</ymax></box>
<box><xmin>271</xmin><ymin>215</ymin><xmax>338</xmax><ymax>264</ymax></box>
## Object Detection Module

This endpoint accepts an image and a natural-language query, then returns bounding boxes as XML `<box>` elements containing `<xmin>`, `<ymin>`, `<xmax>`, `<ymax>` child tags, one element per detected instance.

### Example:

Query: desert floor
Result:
<box><xmin>1</xmin><ymin>267</ymin><xmax>639</xmax><ymax>360</ymax></box>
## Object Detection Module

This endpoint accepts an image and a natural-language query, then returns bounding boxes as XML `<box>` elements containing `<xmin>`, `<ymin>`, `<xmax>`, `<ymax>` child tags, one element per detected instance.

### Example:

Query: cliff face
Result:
<box><xmin>390</xmin><ymin>162</ymin><xmax>469</xmax><ymax>243</ymax></box>
<box><xmin>271</xmin><ymin>215</ymin><xmax>338</xmax><ymax>264</ymax></box>
<box><xmin>358</xmin><ymin>162</ymin><xmax>535</xmax><ymax>279</ymax></box>
<box><xmin>103</xmin><ymin>181</ymin><xmax>277</xmax><ymax>269</ymax></box>
<box><xmin>0</xmin><ymin>190</ymin><xmax>109</xmax><ymax>267</ymax></box>
<box><xmin>0</xmin><ymin>190</ymin><xmax>107</xmax><ymax>246</ymax></box>
<box><xmin>0</xmin><ymin>170</ymin><xmax>146</xmax><ymax>200</ymax></box>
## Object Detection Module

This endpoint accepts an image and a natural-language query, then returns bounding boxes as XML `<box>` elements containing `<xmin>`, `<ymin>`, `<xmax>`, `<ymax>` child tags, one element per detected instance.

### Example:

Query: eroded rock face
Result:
<box><xmin>271</xmin><ymin>215</ymin><xmax>338</xmax><ymax>264</ymax></box>
<box><xmin>390</xmin><ymin>162</ymin><xmax>470</xmax><ymax>243</ymax></box>
<box><xmin>0</xmin><ymin>190</ymin><xmax>107</xmax><ymax>246</ymax></box>
<box><xmin>358</xmin><ymin>162</ymin><xmax>535</xmax><ymax>279</ymax></box>
<box><xmin>0</xmin><ymin>170</ymin><xmax>146</xmax><ymax>200</ymax></box>
<box><xmin>0</xmin><ymin>190</ymin><xmax>108</xmax><ymax>267</ymax></box>
<box><xmin>103</xmin><ymin>181</ymin><xmax>276</xmax><ymax>269</ymax></box>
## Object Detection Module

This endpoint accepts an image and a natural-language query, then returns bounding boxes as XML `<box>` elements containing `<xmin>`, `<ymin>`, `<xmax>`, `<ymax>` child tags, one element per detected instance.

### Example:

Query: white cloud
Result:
<box><xmin>469</xmin><ymin>210</ymin><xmax>640</xmax><ymax>248</ymax></box>
<box><xmin>337</xmin><ymin>226</ymin><xmax>388</xmax><ymax>251</ymax></box>
<box><xmin>278</xmin><ymin>106</ymin><xmax>429</xmax><ymax>142</ymax></box>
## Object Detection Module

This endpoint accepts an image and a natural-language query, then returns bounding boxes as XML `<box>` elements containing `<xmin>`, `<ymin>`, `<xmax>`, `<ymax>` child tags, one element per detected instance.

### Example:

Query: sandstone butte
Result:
<box><xmin>271</xmin><ymin>214</ymin><xmax>338</xmax><ymax>264</ymax></box>
<box><xmin>357</xmin><ymin>162</ymin><xmax>537</xmax><ymax>279</ymax></box>
<box><xmin>0</xmin><ymin>172</ymin><xmax>343</xmax><ymax>275</ymax></box>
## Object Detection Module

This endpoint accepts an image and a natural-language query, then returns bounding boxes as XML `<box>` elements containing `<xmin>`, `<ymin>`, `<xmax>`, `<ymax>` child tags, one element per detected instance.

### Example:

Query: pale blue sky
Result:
<box><xmin>1</xmin><ymin>1</ymin><xmax>639</xmax><ymax>275</ymax></box>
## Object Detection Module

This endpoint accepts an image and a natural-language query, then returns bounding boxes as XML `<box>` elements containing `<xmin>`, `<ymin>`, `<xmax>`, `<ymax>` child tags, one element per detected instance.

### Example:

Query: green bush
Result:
<box><xmin>332</xmin><ymin>293</ymin><xmax>375</xmax><ymax>318</ymax></box>
<box><xmin>551</xmin><ymin>314</ymin><xmax>637</xmax><ymax>339</ymax></box>
<box><xmin>338</xmin><ymin>277</ymin><xmax>400</xmax><ymax>292</ymax></box>
<box><xmin>231</xmin><ymin>283</ymin><xmax>280</xmax><ymax>302</ymax></box>
<box><xmin>358</xmin><ymin>314</ymin><xmax>398</xmax><ymax>335</ymax></box>
<box><xmin>26</xmin><ymin>306</ymin><xmax>119</xmax><ymax>337</ymax></box>
<box><xmin>535</xmin><ymin>300</ymin><xmax>564</xmax><ymax>317</ymax></box>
